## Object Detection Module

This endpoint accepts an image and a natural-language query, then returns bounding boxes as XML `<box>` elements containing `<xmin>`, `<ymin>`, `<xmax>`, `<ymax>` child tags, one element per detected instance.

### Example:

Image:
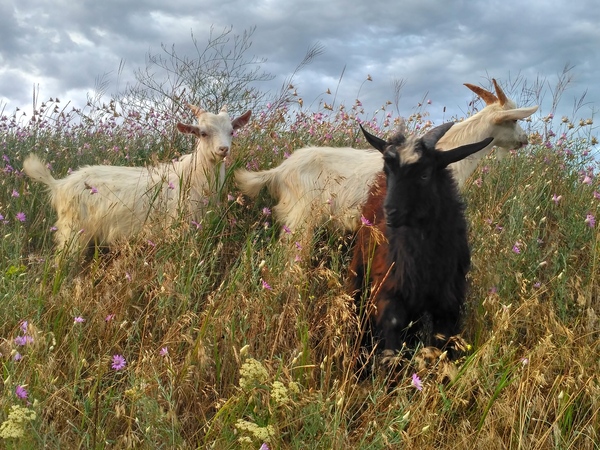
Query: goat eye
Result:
<box><xmin>200</xmin><ymin>132</ymin><xmax>208</xmax><ymax>138</ymax></box>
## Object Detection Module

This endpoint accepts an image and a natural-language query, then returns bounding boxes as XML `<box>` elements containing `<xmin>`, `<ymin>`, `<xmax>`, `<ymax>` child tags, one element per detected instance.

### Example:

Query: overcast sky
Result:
<box><xmin>1</xmin><ymin>0</ymin><xmax>599</xmax><ymax>128</ymax></box>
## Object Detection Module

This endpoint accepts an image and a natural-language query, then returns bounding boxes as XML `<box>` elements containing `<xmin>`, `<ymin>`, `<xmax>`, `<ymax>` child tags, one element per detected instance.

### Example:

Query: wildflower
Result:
<box><xmin>512</xmin><ymin>242</ymin><xmax>521</xmax><ymax>254</ymax></box>
<box><xmin>191</xmin><ymin>220</ymin><xmax>201</xmax><ymax>229</ymax></box>
<box><xmin>261</xmin><ymin>279</ymin><xmax>272</xmax><ymax>290</ymax></box>
<box><xmin>533</xmin><ymin>282</ymin><xmax>541</xmax><ymax>289</ymax></box>
<box><xmin>282</xmin><ymin>224</ymin><xmax>292</xmax><ymax>234</ymax></box>
<box><xmin>0</xmin><ymin>405</ymin><xmax>37</xmax><ymax>439</ymax></box>
<box><xmin>521</xmin><ymin>357</ymin><xmax>529</xmax><ymax>366</ymax></box>
<box><xmin>111</xmin><ymin>354</ymin><xmax>126</xmax><ymax>371</ymax></box>
<box><xmin>20</xmin><ymin>321</ymin><xmax>28</xmax><ymax>333</ymax></box>
<box><xmin>11</xmin><ymin>189</ymin><xmax>19</xmax><ymax>197</ymax></box>
<box><xmin>582</xmin><ymin>175</ymin><xmax>593</xmax><ymax>185</ymax></box>
<box><xmin>552</xmin><ymin>194</ymin><xmax>562</xmax><ymax>205</ymax></box>
<box><xmin>294</xmin><ymin>254</ymin><xmax>302</xmax><ymax>262</ymax></box>
<box><xmin>411</xmin><ymin>373</ymin><xmax>423</xmax><ymax>391</ymax></box>
<box><xmin>160</xmin><ymin>347</ymin><xmax>168</xmax><ymax>357</ymax></box>
<box><xmin>259</xmin><ymin>443</ymin><xmax>270</xmax><ymax>450</ymax></box>
<box><xmin>15</xmin><ymin>385</ymin><xmax>28</xmax><ymax>400</ymax></box>
<box><xmin>167</xmin><ymin>181</ymin><xmax>175</xmax><ymax>190</ymax></box>
<box><xmin>14</xmin><ymin>335</ymin><xmax>33</xmax><ymax>346</ymax></box>
<box><xmin>50</xmin><ymin>226</ymin><xmax>57</xmax><ymax>232</ymax></box>
<box><xmin>13</xmin><ymin>352</ymin><xmax>22</xmax><ymax>361</ymax></box>
<box><xmin>74</xmin><ymin>316</ymin><xmax>85</xmax><ymax>323</ymax></box>
<box><xmin>585</xmin><ymin>214</ymin><xmax>596</xmax><ymax>228</ymax></box>
<box><xmin>89</xmin><ymin>186</ymin><xmax>98</xmax><ymax>194</ymax></box>
<box><xmin>262</xmin><ymin>207</ymin><xmax>271</xmax><ymax>216</ymax></box>
<box><xmin>360</xmin><ymin>215</ymin><xmax>372</xmax><ymax>226</ymax></box>
<box><xmin>239</xmin><ymin>358</ymin><xmax>269</xmax><ymax>390</ymax></box>
<box><xmin>295</xmin><ymin>241</ymin><xmax>302</xmax><ymax>250</ymax></box>
<box><xmin>15</xmin><ymin>212</ymin><xmax>26</xmax><ymax>222</ymax></box>
<box><xmin>147</xmin><ymin>240</ymin><xmax>156</xmax><ymax>247</ymax></box>
<box><xmin>594</xmin><ymin>191</ymin><xmax>600</xmax><ymax>200</ymax></box>
<box><xmin>474</xmin><ymin>177</ymin><xmax>483</xmax><ymax>187</ymax></box>
<box><xmin>105</xmin><ymin>314</ymin><xmax>115</xmax><ymax>322</ymax></box>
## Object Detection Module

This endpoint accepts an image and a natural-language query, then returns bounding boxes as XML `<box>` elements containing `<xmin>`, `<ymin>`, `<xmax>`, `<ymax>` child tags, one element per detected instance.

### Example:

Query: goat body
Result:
<box><xmin>349</xmin><ymin>125</ymin><xmax>493</xmax><ymax>354</ymax></box>
<box><xmin>24</xmin><ymin>105</ymin><xmax>251</xmax><ymax>255</ymax></box>
<box><xmin>236</xmin><ymin>79</ymin><xmax>537</xmax><ymax>244</ymax></box>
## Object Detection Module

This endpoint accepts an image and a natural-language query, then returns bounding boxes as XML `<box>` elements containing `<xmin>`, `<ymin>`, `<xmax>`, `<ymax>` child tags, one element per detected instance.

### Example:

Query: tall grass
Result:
<box><xmin>0</xmin><ymin>83</ymin><xmax>598</xmax><ymax>449</ymax></box>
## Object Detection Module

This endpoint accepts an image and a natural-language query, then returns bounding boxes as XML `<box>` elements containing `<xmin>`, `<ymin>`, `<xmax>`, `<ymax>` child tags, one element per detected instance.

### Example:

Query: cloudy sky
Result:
<box><xmin>1</xmin><ymin>0</ymin><xmax>599</xmax><ymax>126</ymax></box>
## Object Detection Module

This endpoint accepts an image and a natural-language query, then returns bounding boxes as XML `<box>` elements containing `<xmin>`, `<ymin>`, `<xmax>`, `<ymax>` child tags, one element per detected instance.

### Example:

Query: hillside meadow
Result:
<box><xmin>0</xmin><ymin>90</ymin><xmax>599</xmax><ymax>449</ymax></box>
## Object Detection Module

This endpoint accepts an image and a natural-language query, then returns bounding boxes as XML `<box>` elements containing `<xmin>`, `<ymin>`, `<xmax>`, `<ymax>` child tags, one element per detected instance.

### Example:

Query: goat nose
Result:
<box><xmin>219</xmin><ymin>146</ymin><xmax>229</xmax><ymax>154</ymax></box>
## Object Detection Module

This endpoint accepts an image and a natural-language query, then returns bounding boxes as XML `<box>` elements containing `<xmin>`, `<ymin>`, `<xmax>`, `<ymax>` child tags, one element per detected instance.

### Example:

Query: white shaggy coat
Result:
<box><xmin>235</xmin><ymin>79</ymin><xmax>537</xmax><ymax>242</ymax></box>
<box><xmin>24</xmin><ymin>105</ymin><xmax>251</xmax><ymax>255</ymax></box>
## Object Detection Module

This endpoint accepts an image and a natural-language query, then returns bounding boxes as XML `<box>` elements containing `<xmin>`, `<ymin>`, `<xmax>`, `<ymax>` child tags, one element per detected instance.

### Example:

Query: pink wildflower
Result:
<box><xmin>411</xmin><ymin>373</ymin><xmax>423</xmax><ymax>391</ymax></box>
<box><xmin>15</xmin><ymin>385</ymin><xmax>28</xmax><ymax>400</ymax></box>
<box><xmin>585</xmin><ymin>214</ymin><xmax>596</xmax><ymax>228</ymax></box>
<box><xmin>111</xmin><ymin>354</ymin><xmax>126</xmax><ymax>371</ymax></box>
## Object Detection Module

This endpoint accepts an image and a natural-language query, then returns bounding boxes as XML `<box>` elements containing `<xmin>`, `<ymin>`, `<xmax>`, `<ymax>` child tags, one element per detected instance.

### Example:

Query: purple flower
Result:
<box><xmin>585</xmin><ymin>214</ymin><xmax>596</xmax><ymax>228</ymax></box>
<box><xmin>89</xmin><ymin>186</ymin><xmax>98</xmax><ymax>194</ymax></box>
<box><xmin>360</xmin><ymin>215</ymin><xmax>372</xmax><ymax>226</ymax></box>
<box><xmin>147</xmin><ymin>240</ymin><xmax>156</xmax><ymax>247</ymax></box>
<box><xmin>191</xmin><ymin>220</ymin><xmax>202</xmax><ymax>230</ymax></box>
<box><xmin>259</xmin><ymin>444</ymin><xmax>270</xmax><ymax>450</ymax></box>
<box><xmin>16</xmin><ymin>212</ymin><xmax>26</xmax><ymax>222</ymax></box>
<box><xmin>20</xmin><ymin>321</ymin><xmax>28</xmax><ymax>333</ymax></box>
<box><xmin>15</xmin><ymin>385</ymin><xmax>28</xmax><ymax>400</ymax></box>
<box><xmin>552</xmin><ymin>194</ymin><xmax>562</xmax><ymax>205</ymax></box>
<box><xmin>105</xmin><ymin>314</ymin><xmax>115</xmax><ymax>322</ymax></box>
<box><xmin>74</xmin><ymin>316</ymin><xmax>85</xmax><ymax>323</ymax></box>
<box><xmin>512</xmin><ymin>243</ymin><xmax>521</xmax><ymax>254</ymax></box>
<box><xmin>261</xmin><ymin>279</ymin><xmax>272</xmax><ymax>290</ymax></box>
<box><xmin>111</xmin><ymin>354</ymin><xmax>126</xmax><ymax>370</ymax></box>
<box><xmin>14</xmin><ymin>335</ymin><xmax>33</xmax><ymax>346</ymax></box>
<box><xmin>168</xmin><ymin>181</ymin><xmax>175</xmax><ymax>190</ymax></box>
<box><xmin>160</xmin><ymin>347</ymin><xmax>168</xmax><ymax>357</ymax></box>
<box><xmin>593</xmin><ymin>191</ymin><xmax>600</xmax><ymax>200</ymax></box>
<box><xmin>50</xmin><ymin>226</ymin><xmax>58</xmax><ymax>232</ymax></box>
<box><xmin>582</xmin><ymin>175</ymin><xmax>593</xmax><ymax>185</ymax></box>
<box><xmin>13</xmin><ymin>352</ymin><xmax>22</xmax><ymax>361</ymax></box>
<box><xmin>282</xmin><ymin>225</ymin><xmax>292</xmax><ymax>234</ymax></box>
<box><xmin>262</xmin><ymin>207</ymin><xmax>271</xmax><ymax>216</ymax></box>
<box><xmin>11</xmin><ymin>189</ymin><xmax>19</xmax><ymax>198</ymax></box>
<box><xmin>411</xmin><ymin>373</ymin><xmax>423</xmax><ymax>391</ymax></box>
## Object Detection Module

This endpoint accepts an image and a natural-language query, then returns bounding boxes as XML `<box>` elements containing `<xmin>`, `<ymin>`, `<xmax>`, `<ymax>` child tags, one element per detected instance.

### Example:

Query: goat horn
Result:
<box><xmin>492</xmin><ymin>79</ymin><xmax>508</xmax><ymax>107</ymax></box>
<box><xmin>187</xmin><ymin>104</ymin><xmax>205</xmax><ymax>118</ymax></box>
<box><xmin>360</xmin><ymin>124</ymin><xmax>388</xmax><ymax>153</ymax></box>
<box><xmin>464</xmin><ymin>83</ymin><xmax>498</xmax><ymax>106</ymax></box>
<box><xmin>436</xmin><ymin>137</ymin><xmax>494</xmax><ymax>169</ymax></box>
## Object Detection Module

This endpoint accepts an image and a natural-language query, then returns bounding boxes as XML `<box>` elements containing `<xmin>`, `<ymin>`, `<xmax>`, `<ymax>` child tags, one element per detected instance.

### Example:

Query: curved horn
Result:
<box><xmin>464</xmin><ymin>83</ymin><xmax>498</xmax><ymax>106</ymax></box>
<box><xmin>492</xmin><ymin>79</ymin><xmax>508</xmax><ymax>106</ymax></box>
<box><xmin>436</xmin><ymin>137</ymin><xmax>494</xmax><ymax>169</ymax></box>
<box><xmin>187</xmin><ymin>104</ymin><xmax>205</xmax><ymax>118</ymax></box>
<box><xmin>360</xmin><ymin>124</ymin><xmax>388</xmax><ymax>153</ymax></box>
<box><xmin>422</xmin><ymin>122</ymin><xmax>455</xmax><ymax>149</ymax></box>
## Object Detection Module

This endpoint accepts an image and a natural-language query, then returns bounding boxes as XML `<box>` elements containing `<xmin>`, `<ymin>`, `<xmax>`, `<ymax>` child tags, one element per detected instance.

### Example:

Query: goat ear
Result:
<box><xmin>436</xmin><ymin>137</ymin><xmax>494</xmax><ymax>168</ymax></box>
<box><xmin>360</xmin><ymin>124</ymin><xmax>388</xmax><ymax>153</ymax></box>
<box><xmin>464</xmin><ymin>83</ymin><xmax>498</xmax><ymax>106</ymax></box>
<box><xmin>232</xmin><ymin>110</ymin><xmax>252</xmax><ymax>129</ymax></box>
<box><xmin>492</xmin><ymin>79</ymin><xmax>508</xmax><ymax>106</ymax></box>
<box><xmin>220</xmin><ymin>105</ymin><xmax>228</xmax><ymax>113</ymax></box>
<box><xmin>176</xmin><ymin>123</ymin><xmax>200</xmax><ymax>137</ymax></box>
<box><xmin>492</xmin><ymin>105</ymin><xmax>539</xmax><ymax>124</ymax></box>
<box><xmin>187</xmin><ymin>104</ymin><xmax>205</xmax><ymax>118</ymax></box>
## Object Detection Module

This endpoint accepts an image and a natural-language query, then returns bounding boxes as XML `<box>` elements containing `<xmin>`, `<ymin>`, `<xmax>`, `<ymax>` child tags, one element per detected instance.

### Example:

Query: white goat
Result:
<box><xmin>235</xmin><ymin>79</ymin><xmax>537</xmax><ymax>244</ymax></box>
<box><xmin>24</xmin><ymin>105</ymin><xmax>251</xmax><ymax>255</ymax></box>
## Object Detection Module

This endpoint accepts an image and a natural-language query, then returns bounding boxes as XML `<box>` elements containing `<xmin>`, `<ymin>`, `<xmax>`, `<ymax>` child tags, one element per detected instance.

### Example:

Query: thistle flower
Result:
<box><xmin>111</xmin><ymin>354</ymin><xmax>126</xmax><ymax>371</ymax></box>
<box><xmin>585</xmin><ymin>214</ymin><xmax>596</xmax><ymax>228</ymax></box>
<box><xmin>15</xmin><ymin>212</ymin><xmax>26</xmax><ymax>222</ymax></box>
<box><xmin>160</xmin><ymin>347</ymin><xmax>168</xmax><ymax>357</ymax></box>
<box><xmin>360</xmin><ymin>215</ymin><xmax>372</xmax><ymax>226</ymax></box>
<box><xmin>411</xmin><ymin>373</ymin><xmax>423</xmax><ymax>391</ymax></box>
<box><xmin>15</xmin><ymin>385</ymin><xmax>28</xmax><ymax>400</ymax></box>
<box><xmin>73</xmin><ymin>316</ymin><xmax>85</xmax><ymax>323</ymax></box>
<box><xmin>261</xmin><ymin>279</ymin><xmax>272</xmax><ymax>290</ymax></box>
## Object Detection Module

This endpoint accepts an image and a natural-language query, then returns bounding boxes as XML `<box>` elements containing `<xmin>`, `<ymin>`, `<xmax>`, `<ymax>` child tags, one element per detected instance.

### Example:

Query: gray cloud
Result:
<box><xmin>1</xmin><ymin>0</ymin><xmax>598</xmax><ymax>128</ymax></box>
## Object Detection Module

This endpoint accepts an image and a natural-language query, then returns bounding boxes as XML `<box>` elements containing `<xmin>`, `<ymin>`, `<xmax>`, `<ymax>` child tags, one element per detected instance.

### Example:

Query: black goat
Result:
<box><xmin>349</xmin><ymin>124</ymin><xmax>493</xmax><ymax>357</ymax></box>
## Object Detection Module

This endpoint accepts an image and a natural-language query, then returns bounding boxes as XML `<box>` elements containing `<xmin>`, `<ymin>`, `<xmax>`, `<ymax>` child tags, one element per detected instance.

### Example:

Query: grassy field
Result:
<box><xmin>0</xmin><ymin>91</ymin><xmax>599</xmax><ymax>449</ymax></box>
